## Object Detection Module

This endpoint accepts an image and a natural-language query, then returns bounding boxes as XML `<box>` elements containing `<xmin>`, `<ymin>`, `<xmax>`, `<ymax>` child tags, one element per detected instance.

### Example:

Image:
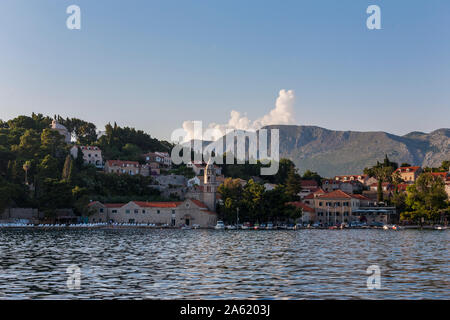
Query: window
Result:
<box><xmin>172</xmin><ymin>210</ymin><xmax>175</xmax><ymax>214</ymax></box>
<box><xmin>134</xmin><ymin>209</ymin><xmax>139</xmax><ymax>214</ymax></box>
<box><xmin>112</xmin><ymin>209</ymin><xmax>117</xmax><ymax>214</ymax></box>
<box><xmin>142</xmin><ymin>210</ymin><xmax>146</xmax><ymax>214</ymax></box>
<box><xmin>99</xmin><ymin>208</ymin><xmax>104</xmax><ymax>213</ymax></box>
<box><xmin>126</xmin><ymin>210</ymin><xmax>130</xmax><ymax>214</ymax></box>
<box><xmin>157</xmin><ymin>210</ymin><xmax>160</xmax><ymax>214</ymax></box>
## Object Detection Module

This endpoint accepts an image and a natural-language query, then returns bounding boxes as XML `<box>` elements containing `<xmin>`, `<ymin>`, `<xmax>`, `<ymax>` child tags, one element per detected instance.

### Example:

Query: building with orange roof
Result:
<box><xmin>394</xmin><ymin>166</ymin><xmax>422</xmax><ymax>183</ymax></box>
<box><xmin>87</xmin><ymin>199</ymin><xmax>217</xmax><ymax>227</ymax></box>
<box><xmin>288</xmin><ymin>201</ymin><xmax>315</xmax><ymax>224</ymax></box>
<box><xmin>312</xmin><ymin>190</ymin><xmax>396</xmax><ymax>225</ymax></box>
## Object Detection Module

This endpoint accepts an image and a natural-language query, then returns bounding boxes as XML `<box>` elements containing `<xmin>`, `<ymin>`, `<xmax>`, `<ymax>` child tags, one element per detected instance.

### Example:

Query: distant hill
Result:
<box><xmin>187</xmin><ymin>125</ymin><xmax>450</xmax><ymax>177</ymax></box>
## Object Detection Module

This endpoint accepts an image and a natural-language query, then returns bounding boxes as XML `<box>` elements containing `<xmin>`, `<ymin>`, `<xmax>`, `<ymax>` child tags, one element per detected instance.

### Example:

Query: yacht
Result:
<box><xmin>214</xmin><ymin>221</ymin><xmax>225</xmax><ymax>230</ymax></box>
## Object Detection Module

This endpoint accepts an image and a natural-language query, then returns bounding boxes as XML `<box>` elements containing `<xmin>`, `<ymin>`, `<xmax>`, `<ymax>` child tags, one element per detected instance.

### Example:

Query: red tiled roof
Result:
<box><xmin>318</xmin><ymin>190</ymin><xmax>368</xmax><ymax>200</ymax></box>
<box><xmin>395</xmin><ymin>166</ymin><xmax>421</xmax><ymax>173</ymax></box>
<box><xmin>350</xmin><ymin>194</ymin><xmax>369</xmax><ymax>200</ymax></box>
<box><xmin>288</xmin><ymin>201</ymin><xmax>315</xmax><ymax>213</ymax></box>
<box><xmin>304</xmin><ymin>193</ymin><xmax>315</xmax><ymax>199</ymax></box>
<box><xmin>190</xmin><ymin>199</ymin><xmax>208</xmax><ymax>209</ymax></box>
<box><xmin>430</xmin><ymin>172</ymin><xmax>449</xmax><ymax>179</ymax></box>
<box><xmin>300</xmin><ymin>180</ymin><xmax>318</xmax><ymax>187</ymax></box>
<box><xmin>318</xmin><ymin>190</ymin><xmax>352</xmax><ymax>199</ymax></box>
<box><xmin>132</xmin><ymin>201</ymin><xmax>182</xmax><ymax>208</ymax></box>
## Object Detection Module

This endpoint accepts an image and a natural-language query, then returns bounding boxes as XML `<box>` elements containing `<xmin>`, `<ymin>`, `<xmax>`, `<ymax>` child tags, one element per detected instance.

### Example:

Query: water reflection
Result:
<box><xmin>0</xmin><ymin>229</ymin><xmax>448</xmax><ymax>299</ymax></box>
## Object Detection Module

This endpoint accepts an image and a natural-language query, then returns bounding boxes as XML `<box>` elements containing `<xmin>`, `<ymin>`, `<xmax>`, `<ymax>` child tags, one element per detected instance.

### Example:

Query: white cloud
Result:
<box><xmin>181</xmin><ymin>89</ymin><xmax>296</xmax><ymax>141</ymax></box>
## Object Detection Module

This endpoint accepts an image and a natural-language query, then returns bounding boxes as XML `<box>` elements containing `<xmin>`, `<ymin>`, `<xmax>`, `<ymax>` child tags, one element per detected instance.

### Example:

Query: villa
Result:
<box><xmin>70</xmin><ymin>145</ymin><xmax>104</xmax><ymax>168</ymax></box>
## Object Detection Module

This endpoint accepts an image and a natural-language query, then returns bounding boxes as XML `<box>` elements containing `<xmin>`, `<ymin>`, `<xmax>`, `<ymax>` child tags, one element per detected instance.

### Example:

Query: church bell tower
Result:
<box><xmin>202</xmin><ymin>159</ymin><xmax>217</xmax><ymax>211</ymax></box>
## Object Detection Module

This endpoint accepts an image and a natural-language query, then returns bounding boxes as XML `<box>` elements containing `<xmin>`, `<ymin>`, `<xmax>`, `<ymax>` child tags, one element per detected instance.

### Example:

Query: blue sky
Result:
<box><xmin>0</xmin><ymin>0</ymin><xmax>449</xmax><ymax>140</ymax></box>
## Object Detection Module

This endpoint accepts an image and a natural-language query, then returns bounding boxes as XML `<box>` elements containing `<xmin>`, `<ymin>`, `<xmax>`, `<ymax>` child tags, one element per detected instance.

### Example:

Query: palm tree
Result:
<box><xmin>23</xmin><ymin>161</ymin><xmax>31</xmax><ymax>185</ymax></box>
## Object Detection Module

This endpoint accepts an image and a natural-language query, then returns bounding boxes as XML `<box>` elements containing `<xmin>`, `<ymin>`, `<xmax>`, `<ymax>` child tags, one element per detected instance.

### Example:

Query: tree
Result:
<box><xmin>302</xmin><ymin>170</ymin><xmax>322</xmax><ymax>186</ymax></box>
<box><xmin>22</xmin><ymin>161</ymin><xmax>31</xmax><ymax>185</ymax></box>
<box><xmin>403</xmin><ymin>173</ymin><xmax>448</xmax><ymax>224</ymax></box>
<box><xmin>62</xmin><ymin>155</ymin><xmax>74</xmax><ymax>182</ymax></box>
<box><xmin>364</xmin><ymin>155</ymin><xmax>398</xmax><ymax>202</ymax></box>
<box><xmin>285</xmin><ymin>166</ymin><xmax>302</xmax><ymax>200</ymax></box>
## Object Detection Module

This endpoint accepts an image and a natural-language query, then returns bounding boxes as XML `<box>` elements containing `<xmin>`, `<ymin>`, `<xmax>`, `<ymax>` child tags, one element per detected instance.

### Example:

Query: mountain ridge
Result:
<box><xmin>186</xmin><ymin>125</ymin><xmax>450</xmax><ymax>177</ymax></box>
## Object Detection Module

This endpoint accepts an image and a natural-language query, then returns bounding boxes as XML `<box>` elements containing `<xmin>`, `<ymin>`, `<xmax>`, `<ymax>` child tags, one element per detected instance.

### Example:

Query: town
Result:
<box><xmin>0</xmin><ymin>114</ymin><xmax>449</xmax><ymax>230</ymax></box>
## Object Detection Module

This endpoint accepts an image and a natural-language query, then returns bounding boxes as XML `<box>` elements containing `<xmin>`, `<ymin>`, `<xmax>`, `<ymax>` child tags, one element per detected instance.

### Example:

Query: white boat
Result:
<box><xmin>226</xmin><ymin>225</ymin><xmax>237</xmax><ymax>230</ymax></box>
<box><xmin>214</xmin><ymin>221</ymin><xmax>225</xmax><ymax>230</ymax></box>
<box><xmin>434</xmin><ymin>225</ymin><xmax>448</xmax><ymax>230</ymax></box>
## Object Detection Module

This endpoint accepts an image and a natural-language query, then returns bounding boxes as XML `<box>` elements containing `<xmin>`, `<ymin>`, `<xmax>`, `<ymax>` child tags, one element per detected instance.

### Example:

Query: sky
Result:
<box><xmin>0</xmin><ymin>0</ymin><xmax>449</xmax><ymax>141</ymax></box>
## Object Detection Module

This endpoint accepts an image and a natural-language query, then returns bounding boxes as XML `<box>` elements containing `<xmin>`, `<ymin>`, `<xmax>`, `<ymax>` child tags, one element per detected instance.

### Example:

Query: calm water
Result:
<box><xmin>0</xmin><ymin>228</ymin><xmax>448</xmax><ymax>299</ymax></box>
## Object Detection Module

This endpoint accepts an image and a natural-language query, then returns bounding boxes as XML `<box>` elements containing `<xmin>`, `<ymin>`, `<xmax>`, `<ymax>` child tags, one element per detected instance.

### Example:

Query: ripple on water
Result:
<box><xmin>0</xmin><ymin>228</ymin><xmax>448</xmax><ymax>299</ymax></box>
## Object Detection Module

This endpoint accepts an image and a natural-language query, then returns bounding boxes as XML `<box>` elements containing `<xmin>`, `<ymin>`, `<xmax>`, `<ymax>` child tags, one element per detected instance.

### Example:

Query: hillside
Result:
<box><xmin>263</xmin><ymin>125</ymin><xmax>450</xmax><ymax>177</ymax></box>
<box><xmin>192</xmin><ymin>125</ymin><xmax>450</xmax><ymax>177</ymax></box>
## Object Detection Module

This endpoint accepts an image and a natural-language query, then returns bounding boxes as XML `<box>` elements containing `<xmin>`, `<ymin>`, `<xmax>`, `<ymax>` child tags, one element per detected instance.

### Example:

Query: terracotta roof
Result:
<box><xmin>430</xmin><ymin>172</ymin><xmax>449</xmax><ymax>179</ymax></box>
<box><xmin>395</xmin><ymin>166</ymin><xmax>421</xmax><ymax>173</ymax></box>
<box><xmin>300</xmin><ymin>180</ymin><xmax>318</xmax><ymax>187</ymax></box>
<box><xmin>132</xmin><ymin>201</ymin><xmax>182</xmax><ymax>208</ymax></box>
<box><xmin>288</xmin><ymin>201</ymin><xmax>315</xmax><ymax>213</ymax></box>
<box><xmin>317</xmin><ymin>190</ymin><xmax>367</xmax><ymax>200</ymax></box>
<box><xmin>304</xmin><ymin>193</ymin><xmax>315</xmax><ymax>199</ymax></box>
<box><xmin>190</xmin><ymin>199</ymin><xmax>208</xmax><ymax>209</ymax></box>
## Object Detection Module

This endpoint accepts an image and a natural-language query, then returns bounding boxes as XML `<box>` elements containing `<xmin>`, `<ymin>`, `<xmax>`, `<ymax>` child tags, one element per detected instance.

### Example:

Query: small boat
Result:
<box><xmin>383</xmin><ymin>225</ymin><xmax>389</xmax><ymax>230</ymax></box>
<box><xmin>214</xmin><ymin>221</ymin><xmax>225</xmax><ymax>230</ymax></box>
<box><xmin>266</xmin><ymin>223</ymin><xmax>274</xmax><ymax>230</ymax></box>
<box><xmin>226</xmin><ymin>225</ymin><xmax>237</xmax><ymax>230</ymax></box>
<box><xmin>434</xmin><ymin>225</ymin><xmax>448</xmax><ymax>230</ymax></box>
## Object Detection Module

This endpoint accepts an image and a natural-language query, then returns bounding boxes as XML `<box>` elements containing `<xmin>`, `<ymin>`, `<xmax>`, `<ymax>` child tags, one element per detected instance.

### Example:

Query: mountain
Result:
<box><xmin>188</xmin><ymin>125</ymin><xmax>450</xmax><ymax>177</ymax></box>
<box><xmin>263</xmin><ymin>125</ymin><xmax>450</xmax><ymax>177</ymax></box>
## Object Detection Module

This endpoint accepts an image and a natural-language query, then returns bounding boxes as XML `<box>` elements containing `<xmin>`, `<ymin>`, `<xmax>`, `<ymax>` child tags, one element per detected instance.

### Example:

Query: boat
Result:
<box><xmin>214</xmin><ymin>221</ymin><xmax>225</xmax><ymax>230</ymax></box>
<box><xmin>226</xmin><ymin>225</ymin><xmax>237</xmax><ymax>230</ymax></box>
<box><xmin>266</xmin><ymin>222</ymin><xmax>274</xmax><ymax>230</ymax></box>
<box><xmin>434</xmin><ymin>225</ymin><xmax>448</xmax><ymax>230</ymax></box>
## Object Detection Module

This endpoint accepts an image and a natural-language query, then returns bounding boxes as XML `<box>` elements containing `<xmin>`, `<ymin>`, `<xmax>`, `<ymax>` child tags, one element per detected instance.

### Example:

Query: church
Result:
<box><xmin>185</xmin><ymin>159</ymin><xmax>219</xmax><ymax>212</ymax></box>
<box><xmin>86</xmin><ymin>159</ymin><xmax>219</xmax><ymax>228</ymax></box>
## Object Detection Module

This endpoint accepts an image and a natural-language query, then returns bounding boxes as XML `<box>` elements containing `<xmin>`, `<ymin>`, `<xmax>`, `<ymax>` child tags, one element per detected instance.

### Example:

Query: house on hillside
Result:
<box><xmin>70</xmin><ymin>145</ymin><xmax>103</xmax><ymax>168</ymax></box>
<box><xmin>104</xmin><ymin>160</ymin><xmax>149</xmax><ymax>176</ymax></box>
<box><xmin>395</xmin><ymin>166</ymin><xmax>422</xmax><ymax>183</ymax></box>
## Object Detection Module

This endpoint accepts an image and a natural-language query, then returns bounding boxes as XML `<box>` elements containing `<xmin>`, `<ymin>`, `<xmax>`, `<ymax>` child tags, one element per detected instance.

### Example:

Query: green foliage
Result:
<box><xmin>97</xmin><ymin>122</ymin><xmax>172</xmax><ymax>160</ymax></box>
<box><xmin>217</xmin><ymin>178</ymin><xmax>302</xmax><ymax>224</ymax></box>
<box><xmin>302</xmin><ymin>170</ymin><xmax>322</xmax><ymax>186</ymax></box>
<box><xmin>0</xmin><ymin>114</ymin><xmax>167</xmax><ymax>215</ymax></box>
<box><xmin>57</xmin><ymin>116</ymin><xmax>97</xmax><ymax>145</ymax></box>
<box><xmin>169</xmin><ymin>164</ymin><xmax>196</xmax><ymax>178</ymax></box>
<box><xmin>285</xmin><ymin>166</ymin><xmax>302</xmax><ymax>200</ymax></box>
<box><xmin>402</xmin><ymin>173</ymin><xmax>448</xmax><ymax>223</ymax></box>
